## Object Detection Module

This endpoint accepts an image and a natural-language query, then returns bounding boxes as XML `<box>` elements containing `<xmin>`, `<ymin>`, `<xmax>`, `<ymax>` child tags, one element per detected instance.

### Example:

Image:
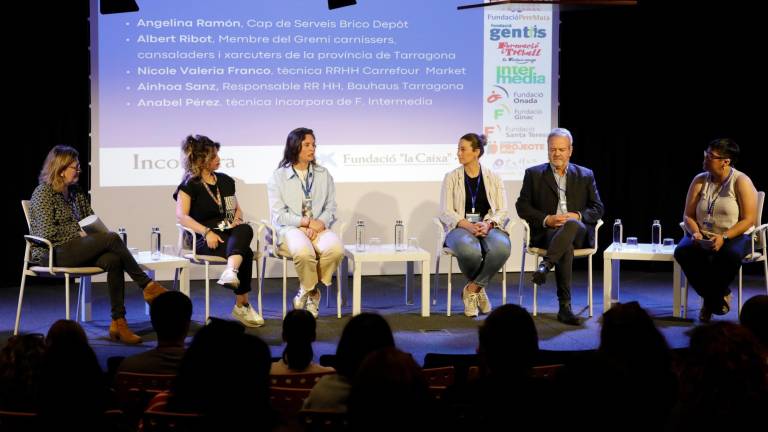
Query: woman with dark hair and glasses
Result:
<box><xmin>29</xmin><ymin>146</ymin><xmax>168</xmax><ymax>344</ymax></box>
<box><xmin>674</xmin><ymin>138</ymin><xmax>758</xmax><ymax>322</ymax></box>
<box><xmin>267</xmin><ymin>127</ymin><xmax>344</xmax><ymax>318</ymax></box>
<box><xmin>439</xmin><ymin>133</ymin><xmax>511</xmax><ymax>317</ymax></box>
<box><xmin>174</xmin><ymin>135</ymin><xmax>263</xmax><ymax>327</ymax></box>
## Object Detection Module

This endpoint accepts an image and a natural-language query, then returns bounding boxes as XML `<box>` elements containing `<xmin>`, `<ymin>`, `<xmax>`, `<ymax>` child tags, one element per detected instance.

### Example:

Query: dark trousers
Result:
<box><xmin>54</xmin><ymin>232</ymin><xmax>152</xmax><ymax>319</ymax></box>
<box><xmin>196</xmin><ymin>224</ymin><xmax>254</xmax><ymax>295</ymax></box>
<box><xmin>542</xmin><ymin>219</ymin><xmax>588</xmax><ymax>303</ymax></box>
<box><xmin>674</xmin><ymin>234</ymin><xmax>750</xmax><ymax>310</ymax></box>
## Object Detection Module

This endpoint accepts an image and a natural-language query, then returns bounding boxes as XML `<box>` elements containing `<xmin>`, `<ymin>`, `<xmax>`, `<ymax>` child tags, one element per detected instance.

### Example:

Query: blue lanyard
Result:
<box><xmin>292</xmin><ymin>166</ymin><xmax>314</xmax><ymax>199</ymax></box>
<box><xmin>706</xmin><ymin>168</ymin><xmax>734</xmax><ymax>216</ymax></box>
<box><xmin>464</xmin><ymin>169</ymin><xmax>483</xmax><ymax>213</ymax></box>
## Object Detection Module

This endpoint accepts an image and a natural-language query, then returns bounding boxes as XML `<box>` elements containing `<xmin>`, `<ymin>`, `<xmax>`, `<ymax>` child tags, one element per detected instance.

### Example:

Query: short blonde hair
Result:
<box><xmin>181</xmin><ymin>135</ymin><xmax>220</xmax><ymax>182</ymax></box>
<box><xmin>39</xmin><ymin>145</ymin><xmax>79</xmax><ymax>190</ymax></box>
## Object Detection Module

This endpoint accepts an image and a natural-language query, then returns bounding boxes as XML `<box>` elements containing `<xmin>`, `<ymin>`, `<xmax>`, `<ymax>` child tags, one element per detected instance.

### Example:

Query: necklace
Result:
<box><xmin>202</xmin><ymin>173</ymin><xmax>223</xmax><ymax>215</ymax></box>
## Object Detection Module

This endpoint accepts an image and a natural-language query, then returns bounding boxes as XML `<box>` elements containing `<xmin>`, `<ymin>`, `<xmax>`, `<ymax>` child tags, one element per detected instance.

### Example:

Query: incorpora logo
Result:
<box><xmin>489</xmin><ymin>26</ymin><xmax>546</xmax><ymax>41</ymax></box>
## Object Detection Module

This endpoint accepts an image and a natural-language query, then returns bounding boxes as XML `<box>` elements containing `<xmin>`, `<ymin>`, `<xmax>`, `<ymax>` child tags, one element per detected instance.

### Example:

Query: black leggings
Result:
<box><xmin>674</xmin><ymin>234</ymin><xmax>750</xmax><ymax>310</ymax></box>
<box><xmin>195</xmin><ymin>224</ymin><xmax>254</xmax><ymax>295</ymax></box>
<box><xmin>54</xmin><ymin>232</ymin><xmax>152</xmax><ymax>319</ymax></box>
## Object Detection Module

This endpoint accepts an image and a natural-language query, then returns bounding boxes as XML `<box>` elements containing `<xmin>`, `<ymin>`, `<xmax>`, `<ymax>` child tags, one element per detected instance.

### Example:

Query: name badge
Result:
<box><xmin>702</xmin><ymin>214</ymin><xmax>714</xmax><ymax>231</ymax></box>
<box><xmin>302</xmin><ymin>198</ymin><xmax>313</xmax><ymax>218</ymax></box>
<box><xmin>466</xmin><ymin>213</ymin><xmax>481</xmax><ymax>223</ymax></box>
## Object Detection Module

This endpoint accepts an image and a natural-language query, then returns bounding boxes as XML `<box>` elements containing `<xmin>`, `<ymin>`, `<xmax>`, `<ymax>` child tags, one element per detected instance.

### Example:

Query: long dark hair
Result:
<box><xmin>278</xmin><ymin>127</ymin><xmax>315</xmax><ymax>168</ymax></box>
<box><xmin>281</xmin><ymin>309</ymin><xmax>316</xmax><ymax>371</ymax></box>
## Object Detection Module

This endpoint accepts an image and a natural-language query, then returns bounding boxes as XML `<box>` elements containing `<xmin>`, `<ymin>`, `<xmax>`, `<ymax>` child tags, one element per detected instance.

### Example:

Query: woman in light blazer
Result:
<box><xmin>439</xmin><ymin>133</ymin><xmax>511</xmax><ymax>317</ymax></box>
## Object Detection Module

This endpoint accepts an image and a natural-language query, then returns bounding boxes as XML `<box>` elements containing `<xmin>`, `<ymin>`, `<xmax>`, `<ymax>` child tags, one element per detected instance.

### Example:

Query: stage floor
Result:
<box><xmin>2</xmin><ymin>270</ymin><xmax>762</xmax><ymax>370</ymax></box>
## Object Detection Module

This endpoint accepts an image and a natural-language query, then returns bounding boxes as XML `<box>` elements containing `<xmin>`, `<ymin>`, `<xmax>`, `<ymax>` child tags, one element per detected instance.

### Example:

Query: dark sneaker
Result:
<box><xmin>532</xmin><ymin>261</ymin><xmax>552</xmax><ymax>285</ymax></box>
<box><xmin>557</xmin><ymin>305</ymin><xmax>580</xmax><ymax>325</ymax></box>
<box><xmin>699</xmin><ymin>304</ymin><xmax>712</xmax><ymax>323</ymax></box>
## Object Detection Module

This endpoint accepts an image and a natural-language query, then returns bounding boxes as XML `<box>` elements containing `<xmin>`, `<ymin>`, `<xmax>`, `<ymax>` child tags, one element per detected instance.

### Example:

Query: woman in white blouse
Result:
<box><xmin>439</xmin><ymin>133</ymin><xmax>511</xmax><ymax>317</ymax></box>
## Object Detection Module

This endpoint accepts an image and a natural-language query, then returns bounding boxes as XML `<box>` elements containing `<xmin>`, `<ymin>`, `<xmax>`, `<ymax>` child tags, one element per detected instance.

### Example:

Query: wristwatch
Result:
<box><xmin>722</xmin><ymin>233</ymin><xmax>729</xmax><ymax>241</ymax></box>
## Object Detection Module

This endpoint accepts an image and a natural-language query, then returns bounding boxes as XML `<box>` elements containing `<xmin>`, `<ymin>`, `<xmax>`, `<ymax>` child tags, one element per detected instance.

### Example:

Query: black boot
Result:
<box><xmin>532</xmin><ymin>260</ymin><xmax>553</xmax><ymax>285</ymax></box>
<box><xmin>557</xmin><ymin>303</ymin><xmax>580</xmax><ymax>325</ymax></box>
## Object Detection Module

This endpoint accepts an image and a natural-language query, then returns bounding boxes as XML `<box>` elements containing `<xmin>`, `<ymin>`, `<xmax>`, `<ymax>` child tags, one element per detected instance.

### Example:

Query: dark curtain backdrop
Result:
<box><xmin>5</xmin><ymin>2</ymin><xmax>764</xmax><ymax>288</ymax></box>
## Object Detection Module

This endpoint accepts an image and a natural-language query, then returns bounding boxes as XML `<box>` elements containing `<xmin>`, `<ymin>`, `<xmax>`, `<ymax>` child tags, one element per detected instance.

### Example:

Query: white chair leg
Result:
<box><xmin>282</xmin><ymin>257</ymin><xmax>288</xmax><ymax>318</ymax></box>
<box><xmin>502</xmin><ymin>261</ymin><xmax>507</xmax><ymax>305</ymax></box>
<box><xmin>14</xmin><ymin>272</ymin><xmax>27</xmax><ymax>335</ymax></box>
<box><xmin>682</xmin><ymin>277</ymin><xmax>688</xmax><ymax>319</ymax></box>
<box><xmin>255</xmin><ymin>256</ymin><xmax>263</xmax><ymax>318</ymax></box>
<box><xmin>447</xmin><ymin>257</ymin><xmax>453</xmax><ymax>317</ymax></box>
<box><xmin>518</xmin><ymin>248</ymin><xmax>527</xmax><ymax>305</ymax></box>
<box><xmin>65</xmin><ymin>274</ymin><xmax>71</xmax><ymax>320</ymax></box>
<box><xmin>738</xmin><ymin>266</ymin><xmax>743</xmax><ymax>317</ymax></box>
<box><xmin>336</xmin><ymin>264</ymin><xmax>342</xmax><ymax>318</ymax></box>
<box><xmin>532</xmin><ymin>256</ymin><xmax>538</xmax><ymax>317</ymax></box>
<box><xmin>433</xmin><ymin>255</ymin><xmax>441</xmax><ymax>306</ymax></box>
<box><xmin>204</xmin><ymin>262</ymin><xmax>211</xmax><ymax>322</ymax></box>
<box><xmin>588</xmin><ymin>255</ymin><xmax>594</xmax><ymax>317</ymax></box>
<box><xmin>260</xmin><ymin>255</ymin><xmax>268</xmax><ymax>318</ymax></box>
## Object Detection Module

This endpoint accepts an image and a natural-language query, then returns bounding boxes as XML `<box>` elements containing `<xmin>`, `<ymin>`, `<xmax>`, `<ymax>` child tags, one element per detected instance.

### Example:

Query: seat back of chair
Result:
<box><xmin>21</xmin><ymin>200</ymin><xmax>31</xmax><ymax>231</ymax></box>
<box><xmin>298</xmin><ymin>409</ymin><xmax>349</xmax><ymax>432</ymax></box>
<box><xmin>532</xmin><ymin>364</ymin><xmax>564</xmax><ymax>380</ymax></box>
<box><xmin>115</xmin><ymin>372</ymin><xmax>177</xmax><ymax>426</ymax></box>
<box><xmin>269</xmin><ymin>371</ymin><xmax>335</xmax><ymax>389</ymax></box>
<box><xmin>269</xmin><ymin>386</ymin><xmax>312</xmax><ymax>419</ymax></box>
<box><xmin>142</xmin><ymin>410</ymin><xmax>203</xmax><ymax>432</ymax></box>
<box><xmin>421</xmin><ymin>366</ymin><xmax>455</xmax><ymax>387</ymax></box>
<box><xmin>0</xmin><ymin>409</ymin><xmax>39</xmax><ymax>431</ymax></box>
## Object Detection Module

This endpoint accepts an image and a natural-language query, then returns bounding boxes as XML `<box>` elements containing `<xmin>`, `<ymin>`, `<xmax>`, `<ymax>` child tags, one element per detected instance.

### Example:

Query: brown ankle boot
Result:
<box><xmin>109</xmin><ymin>318</ymin><xmax>142</xmax><ymax>344</ymax></box>
<box><xmin>143</xmin><ymin>281</ymin><xmax>168</xmax><ymax>305</ymax></box>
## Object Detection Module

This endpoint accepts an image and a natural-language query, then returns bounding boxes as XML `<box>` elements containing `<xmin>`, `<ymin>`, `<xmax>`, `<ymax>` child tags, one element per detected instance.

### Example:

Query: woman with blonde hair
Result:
<box><xmin>29</xmin><ymin>145</ymin><xmax>167</xmax><ymax>344</ymax></box>
<box><xmin>174</xmin><ymin>134</ymin><xmax>263</xmax><ymax>327</ymax></box>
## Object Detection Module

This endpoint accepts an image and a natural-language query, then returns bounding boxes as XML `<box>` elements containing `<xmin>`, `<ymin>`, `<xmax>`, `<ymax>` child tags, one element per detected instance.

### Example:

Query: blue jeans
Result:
<box><xmin>445</xmin><ymin>227</ymin><xmax>511</xmax><ymax>288</ymax></box>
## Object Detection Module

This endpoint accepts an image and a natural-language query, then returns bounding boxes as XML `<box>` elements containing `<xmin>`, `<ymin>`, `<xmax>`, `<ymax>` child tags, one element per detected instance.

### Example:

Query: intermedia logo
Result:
<box><xmin>495</xmin><ymin>66</ymin><xmax>546</xmax><ymax>84</ymax></box>
<box><xmin>489</xmin><ymin>26</ymin><xmax>547</xmax><ymax>41</ymax></box>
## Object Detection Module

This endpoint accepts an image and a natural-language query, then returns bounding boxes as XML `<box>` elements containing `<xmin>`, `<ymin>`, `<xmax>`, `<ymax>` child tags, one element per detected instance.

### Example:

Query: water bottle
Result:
<box><xmin>118</xmin><ymin>227</ymin><xmax>127</xmax><ymax>245</ymax></box>
<box><xmin>651</xmin><ymin>219</ymin><xmax>662</xmax><ymax>252</ymax></box>
<box><xmin>394</xmin><ymin>220</ymin><xmax>405</xmax><ymax>251</ymax></box>
<box><xmin>151</xmin><ymin>227</ymin><xmax>161</xmax><ymax>259</ymax></box>
<box><xmin>612</xmin><ymin>219</ymin><xmax>623</xmax><ymax>250</ymax></box>
<box><xmin>355</xmin><ymin>220</ymin><xmax>365</xmax><ymax>251</ymax></box>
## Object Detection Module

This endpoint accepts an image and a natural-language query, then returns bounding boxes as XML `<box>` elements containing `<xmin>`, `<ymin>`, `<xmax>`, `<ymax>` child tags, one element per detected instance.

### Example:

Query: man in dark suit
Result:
<box><xmin>516</xmin><ymin>128</ymin><xmax>604</xmax><ymax>325</ymax></box>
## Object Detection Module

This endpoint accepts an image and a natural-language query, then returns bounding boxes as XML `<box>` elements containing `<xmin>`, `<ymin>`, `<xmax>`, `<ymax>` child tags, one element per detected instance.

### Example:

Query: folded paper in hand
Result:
<box><xmin>79</xmin><ymin>215</ymin><xmax>110</xmax><ymax>235</ymax></box>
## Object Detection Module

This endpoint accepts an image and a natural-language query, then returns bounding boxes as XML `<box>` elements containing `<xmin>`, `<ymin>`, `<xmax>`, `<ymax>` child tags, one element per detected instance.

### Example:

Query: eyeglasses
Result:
<box><xmin>703</xmin><ymin>151</ymin><xmax>728</xmax><ymax>161</ymax></box>
<box><xmin>66</xmin><ymin>164</ymin><xmax>82</xmax><ymax>173</ymax></box>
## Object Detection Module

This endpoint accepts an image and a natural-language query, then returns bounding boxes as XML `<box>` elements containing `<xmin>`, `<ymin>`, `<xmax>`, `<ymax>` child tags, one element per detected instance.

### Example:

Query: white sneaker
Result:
<box><xmin>305</xmin><ymin>289</ymin><xmax>321</xmax><ymax>318</ymax></box>
<box><xmin>477</xmin><ymin>288</ymin><xmax>492</xmax><ymax>314</ymax></box>
<box><xmin>293</xmin><ymin>287</ymin><xmax>312</xmax><ymax>310</ymax></box>
<box><xmin>217</xmin><ymin>268</ymin><xmax>240</xmax><ymax>288</ymax></box>
<box><xmin>231</xmin><ymin>303</ymin><xmax>264</xmax><ymax>328</ymax></box>
<box><xmin>462</xmin><ymin>285</ymin><xmax>479</xmax><ymax>317</ymax></box>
